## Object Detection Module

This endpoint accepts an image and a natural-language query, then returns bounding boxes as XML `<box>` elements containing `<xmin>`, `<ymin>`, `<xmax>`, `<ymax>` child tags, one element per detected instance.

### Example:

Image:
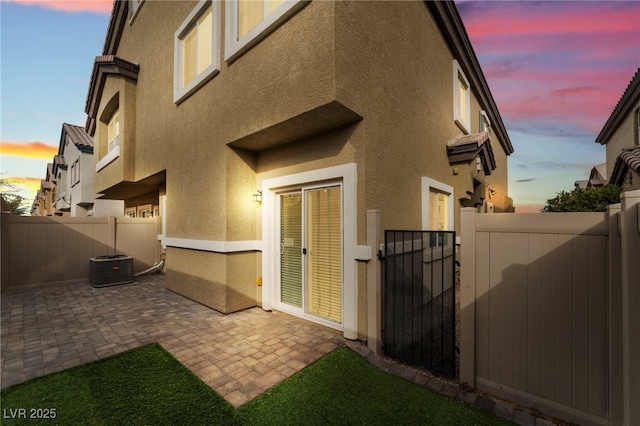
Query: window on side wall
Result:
<box><xmin>71</xmin><ymin>159</ymin><xmax>80</xmax><ymax>186</ymax></box>
<box><xmin>107</xmin><ymin>111</ymin><xmax>120</xmax><ymax>153</ymax></box>
<box><xmin>174</xmin><ymin>0</ymin><xmax>219</xmax><ymax>104</ymax></box>
<box><xmin>129</xmin><ymin>0</ymin><xmax>144</xmax><ymax>22</ymax></box>
<box><xmin>480</xmin><ymin>110</ymin><xmax>491</xmax><ymax>133</ymax></box>
<box><xmin>453</xmin><ymin>60</ymin><xmax>471</xmax><ymax>134</ymax></box>
<box><xmin>635</xmin><ymin>107</ymin><xmax>639</xmax><ymax>146</ymax></box>
<box><xmin>225</xmin><ymin>0</ymin><xmax>306</xmax><ymax>62</ymax></box>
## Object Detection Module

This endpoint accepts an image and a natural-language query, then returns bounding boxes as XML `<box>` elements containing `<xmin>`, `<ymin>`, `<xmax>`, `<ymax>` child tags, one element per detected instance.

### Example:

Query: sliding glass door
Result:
<box><xmin>278</xmin><ymin>184</ymin><xmax>342</xmax><ymax>324</ymax></box>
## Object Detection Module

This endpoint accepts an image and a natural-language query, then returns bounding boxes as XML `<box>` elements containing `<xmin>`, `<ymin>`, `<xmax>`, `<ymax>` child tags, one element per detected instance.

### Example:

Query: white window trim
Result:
<box><xmin>225</xmin><ymin>0</ymin><xmax>307</xmax><ymax>63</ymax></box>
<box><xmin>173</xmin><ymin>0</ymin><xmax>220</xmax><ymax>104</ymax></box>
<box><xmin>422</xmin><ymin>177</ymin><xmax>454</xmax><ymax>231</ymax></box>
<box><xmin>453</xmin><ymin>59</ymin><xmax>471</xmax><ymax>134</ymax></box>
<box><xmin>129</xmin><ymin>0</ymin><xmax>144</xmax><ymax>24</ymax></box>
<box><xmin>96</xmin><ymin>146</ymin><xmax>120</xmax><ymax>172</ymax></box>
<box><xmin>480</xmin><ymin>110</ymin><xmax>491</xmax><ymax>133</ymax></box>
<box><xmin>261</xmin><ymin>163</ymin><xmax>360</xmax><ymax>340</ymax></box>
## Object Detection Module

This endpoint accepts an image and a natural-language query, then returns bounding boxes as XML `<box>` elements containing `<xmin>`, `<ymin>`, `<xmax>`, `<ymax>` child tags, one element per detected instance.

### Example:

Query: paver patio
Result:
<box><xmin>0</xmin><ymin>274</ymin><xmax>345</xmax><ymax>407</ymax></box>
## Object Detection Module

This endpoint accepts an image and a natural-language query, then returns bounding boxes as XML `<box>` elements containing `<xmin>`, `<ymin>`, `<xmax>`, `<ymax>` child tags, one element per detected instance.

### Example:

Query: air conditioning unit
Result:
<box><xmin>89</xmin><ymin>255</ymin><xmax>134</xmax><ymax>288</ymax></box>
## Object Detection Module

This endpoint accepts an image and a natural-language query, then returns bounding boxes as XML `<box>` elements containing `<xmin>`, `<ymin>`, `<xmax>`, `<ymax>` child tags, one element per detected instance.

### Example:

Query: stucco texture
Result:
<box><xmin>93</xmin><ymin>1</ymin><xmax>512</xmax><ymax>334</ymax></box>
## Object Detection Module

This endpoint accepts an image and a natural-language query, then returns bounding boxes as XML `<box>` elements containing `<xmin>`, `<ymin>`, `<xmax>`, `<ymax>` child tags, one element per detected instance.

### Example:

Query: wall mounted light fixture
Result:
<box><xmin>489</xmin><ymin>189</ymin><xmax>497</xmax><ymax>196</ymax></box>
<box><xmin>253</xmin><ymin>190</ymin><xmax>262</xmax><ymax>204</ymax></box>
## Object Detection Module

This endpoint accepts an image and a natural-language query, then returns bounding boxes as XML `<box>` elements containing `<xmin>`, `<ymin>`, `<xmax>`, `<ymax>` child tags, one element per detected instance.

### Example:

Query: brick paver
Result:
<box><xmin>1</xmin><ymin>275</ymin><xmax>345</xmax><ymax>407</ymax></box>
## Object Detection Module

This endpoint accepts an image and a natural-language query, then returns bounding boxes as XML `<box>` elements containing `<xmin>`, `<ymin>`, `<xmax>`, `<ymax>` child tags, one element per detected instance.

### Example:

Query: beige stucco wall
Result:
<box><xmin>95</xmin><ymin>0</ymin><xmax>512</xmax><ymax>330</ymax></box>
<box><xmin>333</xmin><ymin>1</ymin><xmax>511</xmax><ymax>233</ymax></box>
<box><xmin>94</xmin><ymin>76</ymin><xmax>137</xmax><ymax>194</ymax></box>
<box><xmin>604</xmin><ymin>99</ymin><xmax>640</xmax><ymax>190</ymax></box>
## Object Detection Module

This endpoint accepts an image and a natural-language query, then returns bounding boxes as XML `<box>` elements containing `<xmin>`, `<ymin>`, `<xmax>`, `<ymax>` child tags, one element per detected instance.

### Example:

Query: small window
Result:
<box><xmin>174</xmin><ymin>0</ymin><xmax>219</xmax><ymax>103</ymax></box>
<box><xmin>71</xmin><ymin>159</ymin><xmax>80</xmax><ymax>186</ymax></box>
<box><xmin>480</xmin><ymin>110</ymin><xmax>491</xmax><ymax>133</ymax></box>
<box><xmin>125</xmin><ymin>207</ymin><xmax>137</xmax><ymax>218</ymax></box>
<box><xmin>129</xmin><ymin>0</ymin><xmax>144</xmax><ymax>22</ymax></box>
<box><xmin>429</xmin><ymin>190</ymin><xmax>449</xmax><ymax>231</ymax></box>
<box><xmin>453</xmin><ymin>60</ymin><xmax>471</xmax><ymax>133</ymax></box>
<box><xmin>107</xmin><ymin>111</ymin><xmax>120</xmax><ymax>153</ymax></box>
<box><xmin>422</xmin><ymin>177</ymin><xmax>454</xmax><ymax>232</ymax></box>
<box><xmin>635</xmin><ymin>108</ymin><xmax>639</xmax><ymax>146</ymax></box>
<box><xmin>225</xmin><ymin>0</ymin><xmax>306</xmax><ymax>62</ymax></box>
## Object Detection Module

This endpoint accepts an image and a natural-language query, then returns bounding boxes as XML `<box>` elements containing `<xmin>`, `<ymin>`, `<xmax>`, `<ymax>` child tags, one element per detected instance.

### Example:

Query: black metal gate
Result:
<box><xmin>382</xmin><ymin>230</ymin><xmax>456</xmax><ymax>378</ymax></box>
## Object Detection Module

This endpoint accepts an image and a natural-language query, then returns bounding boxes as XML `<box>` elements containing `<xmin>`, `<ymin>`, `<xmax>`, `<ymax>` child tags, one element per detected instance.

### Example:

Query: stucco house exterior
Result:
<box><xmin>85</xmin><ymin>0</ymin><xmax>513</xmax><ymax>340</ymax></box>
<box><xmin>597</xmin><ymin>67</ymin><xmax>640</xmax><ymax>191</ymax></box>
<box><xmin>51</xmin><ymin>123</ymin><xmax>124</xmax><ymax>217</ymax></box>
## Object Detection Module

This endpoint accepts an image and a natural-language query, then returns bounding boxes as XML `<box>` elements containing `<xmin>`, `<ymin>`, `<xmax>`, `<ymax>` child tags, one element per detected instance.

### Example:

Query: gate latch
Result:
<box><xmin>377</xmin><ymin>249</ymin><xmax>385</xmax><ymax>261</ymax></box>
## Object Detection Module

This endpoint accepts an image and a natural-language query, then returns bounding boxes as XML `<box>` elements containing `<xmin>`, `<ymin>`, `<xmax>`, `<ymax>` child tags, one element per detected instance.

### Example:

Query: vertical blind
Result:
<box><xmin>280</xmin><ymin>193</ymin><xmax>302</xmax><ymax>308</ymax></box>
<box><xmin>306</xmin><ymin>186</ymin><xmax>342</xmax><ymax>323</ymax></box>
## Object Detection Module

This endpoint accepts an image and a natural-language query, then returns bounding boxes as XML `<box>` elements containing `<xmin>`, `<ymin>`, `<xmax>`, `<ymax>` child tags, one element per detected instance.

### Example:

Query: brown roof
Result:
<box><xmin>53</xmin><ymin>154</ymin><xmax>67</xmax><ymax>168</ymax></box>
<box><xmin>84</xmin><ymin>55</ymin><xmax>139</xmax><ymax>135</ymax></box>
<box><xmin>447</xmin><ymin>131</ymin><xmax>496</xmax><ymax>175</ymax></box>
<box><xmin>610</xmin><ymin>146</ymin><xmax>640</xmax><ymax>186</ymax></box>
<box><xmin>596</xmin><ymin>67</ymin><xmax>640</xmax><ymax>145</ymax></box>
<box><xmin>63</xmin><ymin>123</ymin><xmax>94</xmax><ymax>152</ymax></box>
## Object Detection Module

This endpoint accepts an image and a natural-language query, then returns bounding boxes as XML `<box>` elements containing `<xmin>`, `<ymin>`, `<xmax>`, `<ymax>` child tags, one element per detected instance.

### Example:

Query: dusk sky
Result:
<box><xmin>1</xmin><ymin>0</ymin><xmax>639</xmax><ymax>213</ymax></box>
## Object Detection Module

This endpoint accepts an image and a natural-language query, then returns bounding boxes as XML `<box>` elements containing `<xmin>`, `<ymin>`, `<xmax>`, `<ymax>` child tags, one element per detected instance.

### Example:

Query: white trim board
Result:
<box><xmin>163</xmin><ymin>237</ymin><xmax>262</xmax><ymax>253</ymax></box>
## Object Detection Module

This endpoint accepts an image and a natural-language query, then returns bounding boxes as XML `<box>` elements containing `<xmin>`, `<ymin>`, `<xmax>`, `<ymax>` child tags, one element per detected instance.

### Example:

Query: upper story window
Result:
<box><xmin>129</xmin><ymin>0</ymin><xmax>144</xmax><ymax>22</ymax></box>
<box><xmin>480</xmin><ymin>110</ymin><xmax>491</xmax><ymax>133</ymax></box>
<box><xmin>225</xmin><ymin>0</ymin><xmax>306</xmax><ymax>62</ymax></box>
<box><xmin>107</xmin><ymin>111</ymin><xmax>120</xmax><ymax>153</ymax></box>
<box><xmin>453</xmin><ymin>60</ymin><xmax>471</xmax><ymax>134</ymax></box>
<box><xmin>71</xmin><ymin>159</ymin><xmax>80</xmax><ymax>186</ymax></box>
<box><xmin>635</xmin><ymin>107</ymin><xmax>639</xmax><ymax>146</ymax></box>
<box><xmin>174</xmin><ymin>0</ymin><xmax>220</xmax><ymax>104</ymax></box>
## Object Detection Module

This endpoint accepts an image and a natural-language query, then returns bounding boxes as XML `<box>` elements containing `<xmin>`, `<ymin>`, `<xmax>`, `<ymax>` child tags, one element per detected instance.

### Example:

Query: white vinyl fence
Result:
<box><xmin>1</xmin><ymin>215</ymin><xmax>161</xmax><ymax>291</ymax></box>
<box><xmin>460</xmin><ymin>190</ymin><xmax>640</xmax><ymax>426</ymax></box>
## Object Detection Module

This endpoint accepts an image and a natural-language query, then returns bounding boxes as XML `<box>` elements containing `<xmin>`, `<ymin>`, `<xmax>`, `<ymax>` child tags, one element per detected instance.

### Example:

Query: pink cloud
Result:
<box><xmin>457</xmin><ymin>0</ymin><xmax>640</xmax><ymax>136</ymax></box>
<box><xmin>462</xmin><ymin>2</ymin><xmax>639</xmax><ymax>38</ymax></box>
<box><xmin>6</xmin><ymin>0</ymin><xmax>113</xmax><ymax>14</ymax></box>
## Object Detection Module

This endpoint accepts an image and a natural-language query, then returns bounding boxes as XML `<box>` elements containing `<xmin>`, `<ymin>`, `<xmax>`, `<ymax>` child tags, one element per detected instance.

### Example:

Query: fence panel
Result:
<box><xmin>1</xmin><ymin>215</ymin><xmax>159</xmax><ymax>291</ymax></box>
<box><xmin>461</xmin><ymin>209</ymin><xmax>611</xmax><ymax>426</ymax></box>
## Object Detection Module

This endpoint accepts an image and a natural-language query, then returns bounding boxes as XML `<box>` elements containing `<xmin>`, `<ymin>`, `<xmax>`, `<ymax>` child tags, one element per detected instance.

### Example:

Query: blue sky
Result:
<box><xmin>1</xmin><ymin>0</ymin><xmax>639</xmax><ymax>213</ymax></box>
<box><xmin>1</xmin><ymin>0</ymin><xmax>110</xmax><ymax>198</ymax></box>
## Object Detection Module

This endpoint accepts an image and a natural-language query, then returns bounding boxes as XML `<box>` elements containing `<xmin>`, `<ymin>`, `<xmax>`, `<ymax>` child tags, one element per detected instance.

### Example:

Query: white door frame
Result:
<box><xmin>262</xmin><ymin>163</ymin><xmax>358</xmax><ymax>339</ymax></box>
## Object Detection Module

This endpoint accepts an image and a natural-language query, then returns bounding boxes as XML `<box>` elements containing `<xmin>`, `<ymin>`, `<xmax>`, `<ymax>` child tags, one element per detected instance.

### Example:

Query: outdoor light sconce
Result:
<box><xmin>253</xmin><ymin>190</ymin><xmax>262</xmax><ymax>204</ymax></box>
<box><xmin>489</xmin><ymin>189</ymin><xmax>497</xmax><ymax>196</ymax></box>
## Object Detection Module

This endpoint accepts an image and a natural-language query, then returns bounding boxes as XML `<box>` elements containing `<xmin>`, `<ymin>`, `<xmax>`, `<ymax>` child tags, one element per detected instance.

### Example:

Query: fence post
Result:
<box><xmin>459</xmin><ymin>207</ymin><xmax>477</xmax><ymax>387</ymax></box>
<box><xmin>366</xmin><ymin>209</ymin><xmax>382</xmax><ymax>355</ymax></box>
<box><xmin>108</xmin><ymin>216</ymin><xmax>116</xmax><ymax>255</ymax></box>
<box><xmin>620</xmin><ymin>190</ymin><xmax>640</xmax><ymax>426</ymax></box>
<box><xmin>608</xmin><ymin>203</ymin><xmax>623</xmax><ymax>426</ymax></box>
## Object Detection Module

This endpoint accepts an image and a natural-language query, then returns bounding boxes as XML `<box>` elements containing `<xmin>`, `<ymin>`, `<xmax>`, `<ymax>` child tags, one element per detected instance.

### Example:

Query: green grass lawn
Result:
<box><xmin>1</xmin><ymin>344</ymin><xmax>512</xmax><ymax>425</ymax></box>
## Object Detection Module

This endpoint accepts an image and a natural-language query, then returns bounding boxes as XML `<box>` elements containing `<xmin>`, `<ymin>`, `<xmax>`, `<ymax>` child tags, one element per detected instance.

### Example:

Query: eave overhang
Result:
<box><xmin>426</xmin><ymin>1</ymin><xmax>513</xmax><ymax>156</ymax></box>
<box><xmin>610</xmin><ymin>146</ymin><xmax>640</xmax><ymax>186</ymax></box>
<box><xmin>96</xmin><ymin>170</ymin><xmax>166</xmax><ymax>201</ymax></box>
<box><xmin>447</xmin><ymin>131</ymin><xmax>496</xmax><ymax>175</ymax></box>
<box><xmin>84</xmin><ymin>55</ymin><xmax>139</xmax><ymax>136</ymax></box>
<box><xmin>596</xmin><ymin>68</ymin><xmax>640</xmax><ymax>145</ymax></box>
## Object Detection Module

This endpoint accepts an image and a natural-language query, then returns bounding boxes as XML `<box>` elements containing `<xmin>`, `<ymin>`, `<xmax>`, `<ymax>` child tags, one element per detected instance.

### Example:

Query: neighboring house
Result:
<box><xmin>33</xmin><ymin>164</ymin><xmax>56</xmax><ymax>217</ymax></box>
<box><xmin>596</xmin><ymin>67</ymin><xmax>640</xmax><ymax>191</ymax></box>
<box><xmin>85</xmin><ymin>0</ymin><xmax>513</xmax><ymax>339</ymax></box>
<box><xmin>54</xmin><ymin>123</ymin><xmax>124</xmax><ymax>217</ymax></box>
<box><xmin>575</xmin><ymin>162</ymin><xmax>606</xmax><ymax>189</ymax></box>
